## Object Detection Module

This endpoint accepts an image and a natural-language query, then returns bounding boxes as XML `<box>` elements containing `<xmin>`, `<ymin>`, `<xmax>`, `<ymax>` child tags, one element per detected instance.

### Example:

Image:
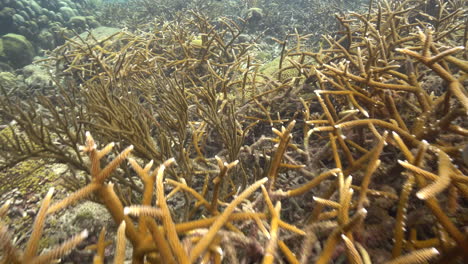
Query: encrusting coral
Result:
<box><xmin>0</xmin><ymin>0</ymin><xmax>467</xmax><ymax>263</ymax></box>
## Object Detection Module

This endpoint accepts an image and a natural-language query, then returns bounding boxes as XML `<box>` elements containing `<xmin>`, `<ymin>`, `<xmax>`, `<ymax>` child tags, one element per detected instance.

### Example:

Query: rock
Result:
<box><xmin>37</xmin><ymin>14</ymin><xmax>49</xmax><ymax>26</ymax></box>
<box><xmin>0</xmin><ymin>7</ymin><xmax>15</xmax><ymax>19</ymax></box>
<box><xmin>68</xmin><ymin>1</ymin><xmax>77</xmax><ymax>9</ymax></box>
<box><xmin>37</xmin><ymin>29</ymin><xmax>55</xmax><ymax>50</ymax></box>
<box><xmin>68</xmin><ymin>16</ymin><xmax>87</xmax><ymax>30</ymax></box>
<box><xmin>42</xmin><ymin>7</ymin><xmax>50</xmax><ymax>16</ymax></box>
<box><xmin>247</xmin><ymin>8</ymin><xmax>264</xmax><ymax>22</ymax></box>
<box><xmin>10</xmin><ymin>0</ymin><xmax>24</xmax><ymax>10</ymax></box>
<box><xmin>59</xmin><ymin>6</ymin><xmax>76</xmax><ymax>21</ymax></box>
<box><xmin>24</xmin><ymin>6</ymin><xmax>35</xmax><ymax>18</ymax></box>
<box><xmin>18</xmin><ymin>10</ymin><xmax>29</xmax><ymax>21</ymax></box>
<box><xmin>28</xmin><ymin>195</ymin><xmax>39</xmax><ymax>203</ymax></box>
<box><xmin>48</xmin><ymin>22</ymin><xmax>72</xmax><ymax>45</ymax></box>
<box><xmin>85</xmin><ymin>16</ymin><xmax>100</xmax><ymax>28</ymax></box>
<box><xmin>45</xmin><ymin>10</ymin><xmax>57</xmax><ymax>20</ymax></box>
<box><xmin>0</xmin><ymin>8</ymin><xmax>14</xmax><ymax>35</ymax></box>
<box><xmin>58</xmin><ymin>1</ymin><xmax>69</xmax><ymax>8</ymax></box>
<box><xmin>9</xmin><ymin>206</ymin><xmax>25</xmax><ymax>217</ymax></box>
<box><xmin>28</xmin><ymin>21</ymin><xmax>39</xmax><ymax>34</ymax></box>
<box><xmin>0</xmin><ymin>61</ymin><xmax>13</xmax><ymax>72</ymax></box>
<box><xmin>74</xmin><ymin>26</ymin><xmax>121</xmax><ymax>45</ymax></box>
<box><xmin>22</xmin><ymin>63</ymin><xmax>54</xmax><ymax>90</ymax></box>
<box><xmin>26</xmin><ymin>209</ymin><xmax>36</xmax><ymax>217</ymax></box>
<box><xmin>49</xmin><ymin>201</ymin><xmax>113</xmax><ymax>262</ymax></box>
<box><xmin>12</xmin><ymin>13</ymin><xmax>26</xmax><ymax>25</ymax></box>
<box><xmin>55</xmin><ymin>12</ymin><xmax>65</xmax><ymax>23</ymax></box>
<box><xmin>46</xmin><ymin>201</ymin><xmax>113</xmax><ymax>244</ymax></box>
<box><xmin>0</xmin><ymin>33</ymin><xmax>35</xmax><ymax>68</ymax></box>
<box><xmin>0</xmin><ymin>72</ymin><xmax>21</xmax><ymax>90</ymax></box>
<box><xmin>51</xmin><ymin>163</ymin><xmax>69</xmax><ymax>175</ymax></box>
<box><xmin>29</xmin><ymin>0</ymin><xmax>43</xmax><ymax>15</ymax></box>
<box><xmin>17</xmin><ymin>26</ymin><xmax>33</xmax><ymax>39</ymax></box>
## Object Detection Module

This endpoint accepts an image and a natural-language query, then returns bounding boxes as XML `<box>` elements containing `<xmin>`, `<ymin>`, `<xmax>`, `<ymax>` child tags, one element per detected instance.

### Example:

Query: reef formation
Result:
<box><xmin>0</xmin><ymin>0</ymin><xmax>467</xmax><ymax>263</ymax></box>
<box><xmin>0</xmin><ymin>0</ymin><xmax>101</xmax><ymax>69</ymax></box>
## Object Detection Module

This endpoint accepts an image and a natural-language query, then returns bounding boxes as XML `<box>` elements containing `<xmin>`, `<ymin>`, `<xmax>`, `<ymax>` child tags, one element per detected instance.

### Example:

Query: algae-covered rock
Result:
<box><xmin>42</xmin><ymin>201</ymin><xmax>113</xmax><ymax>262</ymax></box>
<box><xmin>12</xmin><ymin>13</ymin><xmax>26</xmax><ymax>25</ymax></box>
<box><xmin>259</xmin><ymin>53</ymin><xmax>315</xmax><ymax>81</ymax></box>
<box><xmin>0</xmin><ymin>33</ymin><xmax>35</xmax><ymax>68</ymax></box>
<box><xmin>27</xmin><ymin>21</ymin><xmax>39</xmax><ymax>34</ymax></box>
<box><xmin>0</xmin><ymin>62</ymin><xmax>13</xmax><ymax>72</ymax></box>
<box><xmin>0</xmin><ymin>7</ymin><xmax>14</xmax><ymax>19</ymax></box>
<box><xmin>0</xmin><ymin>7</ymin><xmax>14</xmax><ymax>34</ymax></box>
<box><xmin>24</xmin><ymin>6</ymin><xmax>35</xmax><ymax>19</ymax></box>
<box><xmin>68</xmin><ymin>15</ymin><xmax>87</xmax><ymax>30</ymax></box>
<box><xmin>18</xmin><ymin>10</ymin><xmax>30</xmax><ymax>21</ymax></box>
<box><xmin>259</xmin><ymin>56</ymin><xmax>282</xmax><ymax>77</ymax></box>
<box><xmin>10</xmin><ymin>0</ymin><xmax>24</xmax><ymax>10</ymax></box>
<box><xmin>0</xmin><ymin>71</ymin><xmax>21</xmax><ymax>89</ymax></box>
<box><xmin>29</xmin><ymin>0</ymin><xmax>43</xmax><ymax>15</ymax></box>
<box><xmin>85</xmin><ymin>16</ymin><xmax>100</xmax><ymax>28</ymax></box>
<box><xmin>247</xmin><ymin>8</ymin><xmax>264</xmax><ymax>22</ymax></box>
<box><xmin>0</xmin><ymin>158</ymin><xmax>58</xmax><ymax>200</ymax></box>
<box><xmin>37</xmin><ymin>14</ymin><xmax>49</xmax><ymax>27</ymax></box>
<box><xmin>23</xmin><ymin>63</ymin><xmax>55</xmax><ymax>90</ymax></box>
<box><xmin>74</xmin><ymin>26</ymin><xmax>122</xmax><ymax>46</ymax></box>
<box><xmin>59</xmin><ymin>6</ymin><xmax>77</xmax><ymax>21</ymax></box>
<box><xmin>83</xmin><ymin>0</ymin><xmax>103</xmax><ymax>8</ymax></box>
<box><xmin>37</xmin><ymin>29</ymin><xmax>55</xmax><ymax>50</ymax></box>
<box><xmin>54</xmin><ymin>201</ymin><xmax>113</xmax><ymax>235</ymax></box>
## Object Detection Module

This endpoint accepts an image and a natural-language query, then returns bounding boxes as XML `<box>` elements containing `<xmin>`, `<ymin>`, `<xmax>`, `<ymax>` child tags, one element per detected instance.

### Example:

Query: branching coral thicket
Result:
<box><xmin>0</xmin><ymin>0</ymin><xmax>467</xmax><ymax>263</ymax></box>
<box><xmin>98</xmin><ymin>0</ymin><xmax>353</xmax><ymax>39</ymax></box>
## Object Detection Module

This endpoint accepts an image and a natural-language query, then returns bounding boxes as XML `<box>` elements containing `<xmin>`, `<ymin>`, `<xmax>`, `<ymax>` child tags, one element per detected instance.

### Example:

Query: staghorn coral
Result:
<box><xmin>0</xmin><ymin>0</ymin><xmax>467</xmax><ymax>263</ymax></box>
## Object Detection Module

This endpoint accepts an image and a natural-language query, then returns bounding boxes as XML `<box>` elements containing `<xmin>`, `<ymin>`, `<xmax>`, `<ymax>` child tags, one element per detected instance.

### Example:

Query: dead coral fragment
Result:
<box><xmin>385</xmin><ymin>247</ymin><xmax>439</xmax><ymax>264</ymax></box>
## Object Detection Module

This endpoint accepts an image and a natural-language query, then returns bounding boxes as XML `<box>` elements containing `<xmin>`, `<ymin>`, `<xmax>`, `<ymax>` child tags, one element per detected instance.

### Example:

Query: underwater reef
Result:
<box><xmin>0</xmin><ymin>0</ymin><xmax>467</xmax><ymax>263</ymax></box>
<box><xmin>0</xmin><ymin>0</ymin><xmax>101</xmax><ymax>70</ymax></box>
